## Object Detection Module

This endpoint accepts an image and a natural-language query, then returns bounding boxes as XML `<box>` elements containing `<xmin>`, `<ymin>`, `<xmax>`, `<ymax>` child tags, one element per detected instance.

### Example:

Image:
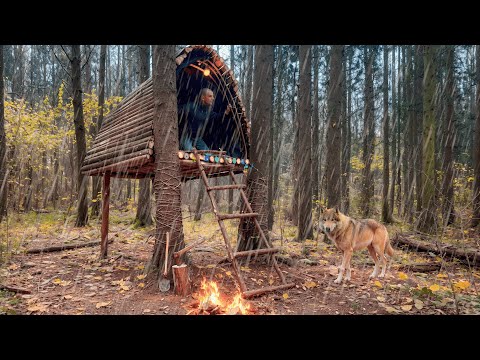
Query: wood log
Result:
<box><xmin>81</xmin><ymin>148</ymin><xmax>153</xmax><ymax>172</ymax></box>
<box><xmin>100</xmin><ymin>92</ymin><xmax>154</xmax><ymax>132</ymax></box>
<box><xmin>241</xmin><ymin>283</ymin><xmax>295</xmax><ymax>299</ymax></box>
<box><xmin>84</xmin><ymin>140</ymin><xmax>153</xmax><ymax>165</ymax></box>
<box><xmin>0</xmin><ymin>284</ymin><xmax>31</xmax><ymax>294</ymax></box>
<box><xmin>82</xmin><ymin>154</ymin><xmax>152</xmax><ymax>176</ymax></box>
<box><xmin>393</xmin><ymin>233</ymin><xmax>480</xmax><ymax>268</ymax></box>
<box><xmin>97</xmin><ymin>101</ymin><xmax>154</xmax><ymax>135</ymax></box>
<box><xmin>195</xmin><ymin>150</ymin><xmax>226</xmax><ymax>155</ymax></box>
<box><xmin>91</xmin><ymin>125</ymin><xmax>153</xmax><ymax>152</ymax></box>
<box><xmin>397</xmin><ymin>262</ymin><xmax>442</xmax><ymax>272</ymax></box>
<box><xmin>97</xmin><ymin>98</ymin><xmax>154</xmax><ymax>135</ymax></box>
<box><xmin>95</xmin><ymin>107</ymin><xmax>154</xmax><ymax>142</ymax></box>
<box><xmin>27</xmin><ymin>238</ymin><xmax>114</xmax><ymax>254</ymax></box>
<box><xmin>103</xmin><ymin>81</ymin><xmax>153</xmax><ymax>114</ymax></box>
<box><xmin>101</xmin><ymin>79</ymin><xmax>153</xmax><ymax>126</ymax></box>
<box><xmin>86</xmin><ymin>136</ymin><xmax>154</xmax><ymax>161</ymax></box>
<box><xmin>173</xmin><ymin>264</ymin><xmax>191</xmax><ymax>296</ymax></box>
<box><xmin>93</xmin><ymin>109</ymin><xmax>153</xmax><ymax>146</ymax></box>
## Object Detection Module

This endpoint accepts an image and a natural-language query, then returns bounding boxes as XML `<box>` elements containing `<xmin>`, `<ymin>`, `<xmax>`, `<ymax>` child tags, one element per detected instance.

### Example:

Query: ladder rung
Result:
<box><xmin>218</xmin><ymin>212</ymin><xmax>258</xmax><ymax>220</ymax></box>
<box><xmin>207</xmin><ymin>184</ymin><xmax>246</xmax><ymax>191</ymax></box>
<box><xmin>234</xmin><ymin>247</ymin><xmax>281</xmax><ymax>258</ymax></box>
<box><xmin>241</xmin><ymin>283</ymin><xmax>296</xmax><ymax>299</ymax></box>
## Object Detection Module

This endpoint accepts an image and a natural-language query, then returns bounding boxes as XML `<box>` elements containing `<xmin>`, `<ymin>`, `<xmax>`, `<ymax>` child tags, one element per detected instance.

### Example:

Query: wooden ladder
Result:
<box><xmin>193</xmin><ymin>149</ymin><xmax>295</xmax><ymax>299</ymax></box>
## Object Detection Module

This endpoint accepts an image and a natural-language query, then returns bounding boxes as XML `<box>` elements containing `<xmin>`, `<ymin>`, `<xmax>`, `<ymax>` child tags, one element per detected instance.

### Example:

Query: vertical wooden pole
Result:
<box><xmin>100</xmin><ymin>173</ymin><xmax>111</xmax><ymax>258</ymax></box>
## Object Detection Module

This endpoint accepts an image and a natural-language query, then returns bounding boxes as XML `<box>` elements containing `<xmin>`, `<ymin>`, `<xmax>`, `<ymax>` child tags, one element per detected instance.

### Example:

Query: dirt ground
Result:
<box><xmin>1</xmin><ymin>210</ymin><xmax>480</xmax><ymax>315</ymax></box>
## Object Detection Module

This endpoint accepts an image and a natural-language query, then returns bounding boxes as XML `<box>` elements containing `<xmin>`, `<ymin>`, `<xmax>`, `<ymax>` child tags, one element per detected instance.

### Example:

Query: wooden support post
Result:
<box><xmin>100</xmin><ymin>173</ymin><xmax>111</xmax><ymax>258</ymax></box>
<box><xmin>173</xmin><ymin>264</ymin><xmax>191</xmax><ymax>296</ymax></box>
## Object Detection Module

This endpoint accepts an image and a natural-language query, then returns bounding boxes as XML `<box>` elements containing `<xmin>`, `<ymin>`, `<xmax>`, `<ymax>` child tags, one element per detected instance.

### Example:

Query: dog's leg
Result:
<box><xmin>334</xmin><ymin>251</ymin><xmax>347</xmax><ymax>284</ymax></box>
<box><xmin>344</xmin><ymin>248</ymin><xmax>353</xmax><ymax>281</ymax></box>
<box><xmin>372</xmin><ymin>242</ymin><xmax>387</xmax><ymax>278</ymax></box>
<box><xmin>367</xmin><ymin>245</ymin><xmax>379</xmax><ymax>278</ymax></box>
<box><xmin>379</xmin><ymin>253</ymin><xmax>388</xmax><ymax>277</ymax></box>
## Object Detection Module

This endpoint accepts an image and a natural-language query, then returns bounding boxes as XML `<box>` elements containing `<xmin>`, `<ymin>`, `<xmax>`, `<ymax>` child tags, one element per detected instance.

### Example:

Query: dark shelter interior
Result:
<box><xmin>176</xmin><ymin>48</ymin><xmax>243</xmax><ymax>158</ymax></box>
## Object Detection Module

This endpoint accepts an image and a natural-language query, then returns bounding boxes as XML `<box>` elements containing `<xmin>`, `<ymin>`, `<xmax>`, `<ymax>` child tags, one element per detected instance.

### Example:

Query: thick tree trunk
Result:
<box><xmin>396</xmin><ymin>47</ymin><xmax>403</xmax><ymax>216</ymax></box>
<box><xmin>194</xmin><ymin>181</ymin><xmax>205</xmax><ymax>221</ymax></box>
<box><xmin>418</xmin><ymin>46</ymin><xmax>437</xmax><ymax>233</ymax></box>
<box><xmin>362</xmin><ymin>46</ymin><xmax>375</xmax><ymax>217</ymax></box>
<box><xmin>150</xmin><ymin>45</ymin><xmax>185</xmax><ymax>283</ymax></box>
<box><xmin>0</xmin><ymin>46</ymin><xmax>6</xmax><ymax>222</ymax></box>
<box><xmin>273</xmin><ymin>46</ymin><xmax>286</xmax><ymax>202</ymax></box>
<box><xmin>83</xmin><ymin>45</ymin><xmax>92</xmax><ymax>93</ymax></box>
<box><xmin>389</xmin><ymin>46</ymin><xmax>397</xmax><ymax>218</ymax></box>
<box><xmin>135</xmin><ymin>45</ymin><xmax>152</xmax><ymax>226</ymax></box>
<box><xmin>472</xmin><ymin>45</ymin><xmax>480</xmax><ymax>227</ymax></box>
<box><xmin>382</xmin><ymin>45</ymin><xmax>392</xmax><ymax>223</ymax></box>
<box><xmin>325</xmin><ymin>45</ymin><xmax>343</xmax><ymax>209</ymax></box>
<box><xmin>405</xmin><ymin>46</ymin><xmax>415</xmax><ymax>222</ymax></box>
<box><xmin>297</xmin><ymin>45</ymin><xmax>313</xmax><ymax>241</ymax></box>
<box><xmin>71</xmin><ymin>45</ymin><xmax>89</xmax><ymax>227</ymax></box>
<box><xmin>312</xmin><ymin>46</ymin><xmax>320</xmax><ymax>210</ymax></box>
<box><xmin>415</xmin><ymin>46</ymin><xmax>424</xmax><ymax>213</ymax></box>
<box><xmin>91</xmin><ymin>45</ymin><xmax>107</xmax><ymax>218</ymax></box>
<box><xmin>244</xmin><ymin>46</ymin><xmax>254</xmax><ymax>119</ymax></box>
<box><xmin>442</xmin><ymin>45</ymin><xmax>455</xmax><ymax>227</ymax></box>
<box><xmin>340</xmin><ymin>48</ymin><xmax>349</xmax><ymax>213</ymax></box>
<box><xmin>237</xmin><ymin>45</ymin><xmax>273</xmax><ymax>251</ymax></box>
<box><xmin>12</xmin><ymin>45</ymin><xmax>25</xmax><ymax>100</ymax></box>
<box><xmin>290</xmin><ymin>48</ymin><xmax>299</xmax><ymax>223</ymax></box>
<box><xmin>343</xmin><ymin>48</ymin><xmax>352</xmax><ymax>214</ymax></box>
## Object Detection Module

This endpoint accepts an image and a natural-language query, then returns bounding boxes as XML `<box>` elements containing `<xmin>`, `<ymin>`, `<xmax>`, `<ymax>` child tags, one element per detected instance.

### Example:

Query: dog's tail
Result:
<box><xmin>385</xmin><ymin>232</ymin><xmax>394</xmax><ymax>257</ymax></box>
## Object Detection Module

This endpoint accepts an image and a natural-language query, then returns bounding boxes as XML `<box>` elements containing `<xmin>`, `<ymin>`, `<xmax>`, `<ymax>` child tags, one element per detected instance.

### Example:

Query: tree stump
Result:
<box><xmin>173</xmin><ymin>264</ymin><xmax>191</xmax><ymax>296</ymax></box>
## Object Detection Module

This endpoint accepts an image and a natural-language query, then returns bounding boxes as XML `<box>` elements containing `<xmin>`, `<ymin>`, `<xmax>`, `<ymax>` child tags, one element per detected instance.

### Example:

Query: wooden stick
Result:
<box><xmin>27</xmin><ymin>238</ymin><xmax>114</xmax><ymax>254</ymax></box>
<box><xmin>96</xmin><ymin>105</ymin><xmax>154</xmax><ymax>140</ymax></box>
<box><xmin>100</xmin><ymin>88</ymin><xmax>153</xmax><ymax>129</ymax></box>
<box><xmin>91</xmin><ymin>124</ymin><xmax>153</xmax><ymax>149</ymax></box>
<box><xmin>233</xmin><ymin>247</ymin><xmax>281</xmax><ymax>258</ymax></box>
<box><xmin>96</xmin><ymin>103</ymin><xmax>154</xmax><ymax>137</ymax></box>
<box><xmin>86</xmin><ymin>135</ymin><xmax>154</xmax><ymax>160</ymax></box>
<box><xmin>173</xmin><ymin>236</ymin><xmax>210</xmax><ymax>265</ymax></box>
<box><xmin>397</xmin><ymin>262</ymin><xmax>442</xmax><ymax>272</ymax></box>
<box><xmin>207</xmin><ymin>184</ymin><xmax>246</xmax><ymax>191</ymax></box>
<box><xmin>173</xmin><ymin>264</ymin><xmax>191</xmax><ymax>296</ymax></box>
<box><xmin>95</xmin><ymin>108</ymin><xmax>154</xmax><ymax>142</ymax></box>
<box><xmin>0</xmin><ymin>284</ymin><xmax>32</xmax><ymax>294</ymax></box>
<box><xmin>82</xmin><ymin>155</ymin><xmax>151</xmax><ymax>176</ymax></box>
<box><xmin>84</xmin><ymin>140</ymin><xmax>154</xmax><ymax>165</ymax></box>
<box><xmin>81</xmin><ymin>149</ymin><xmax>153</xmax><ymax>172</ymax></box>
<box><xmin>241</xmin><ymin>283</ymin><xmax>295</xmax><ymax>299</ymax></box>
<box><xmin>100</xmin><ymin>97</ymin><xmax>154</xmax><ymax>132</ymax></box>
<box><xmin>99</xmin><ymin>96</ymin><xmax>154</xmax><ymax>130</ymax></box>
<box><xmin>164</xmin><ymin>232</ymin><xmax>170</xmax><ymax>277</ymax></box>
<box><xmin>100</xmin><ymin>173</ymin><xmax>111</xmax><ymax>259</ymax></box>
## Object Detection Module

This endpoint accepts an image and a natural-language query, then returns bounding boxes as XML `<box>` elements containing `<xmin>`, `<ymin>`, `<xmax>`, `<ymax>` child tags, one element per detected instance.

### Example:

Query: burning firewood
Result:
<box><xmin>183</xmin><ymin>278</ymin><xmax>254</xmax><ymax>315</ymax></box>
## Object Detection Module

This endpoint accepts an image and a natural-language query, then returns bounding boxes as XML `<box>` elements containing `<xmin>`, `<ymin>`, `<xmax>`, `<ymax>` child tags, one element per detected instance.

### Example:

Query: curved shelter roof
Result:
<box><xmin>81</xmin><ymin>45</ymin><xmax>251</xmax><ymax>180</ymax></box>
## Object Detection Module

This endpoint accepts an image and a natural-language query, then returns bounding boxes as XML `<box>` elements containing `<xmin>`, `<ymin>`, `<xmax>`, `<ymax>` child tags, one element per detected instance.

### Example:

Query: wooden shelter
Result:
<box><xmin>82</xmin><ymin>45</ymin><xmax>251</xmax><ymax>181</ymax></box>
<box><xmin>81</xmin><ymin>45</ymin><xmax>251</xmax><ymax>257</ymax></box>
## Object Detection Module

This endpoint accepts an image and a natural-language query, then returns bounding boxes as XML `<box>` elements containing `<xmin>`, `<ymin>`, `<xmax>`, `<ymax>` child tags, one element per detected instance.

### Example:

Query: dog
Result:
<box><xmin>319</xmin><ymin>207</ymin><xmax>394</xmax><ymax>283</ymax></box>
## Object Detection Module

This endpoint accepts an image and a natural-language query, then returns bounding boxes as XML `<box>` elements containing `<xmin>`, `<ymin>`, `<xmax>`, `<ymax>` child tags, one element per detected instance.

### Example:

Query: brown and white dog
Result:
<box><xmin>319</xmin><ymin>207</ymin><xmax>394</xmax><ymax>283</ymax></box>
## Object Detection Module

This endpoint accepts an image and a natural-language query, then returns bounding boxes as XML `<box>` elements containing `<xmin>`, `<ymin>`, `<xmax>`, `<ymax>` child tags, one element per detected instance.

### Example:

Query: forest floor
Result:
<box><xmin>1</xmin><ymin>206</ymin><xmax>480</xmax><ymax>315</ymax></box>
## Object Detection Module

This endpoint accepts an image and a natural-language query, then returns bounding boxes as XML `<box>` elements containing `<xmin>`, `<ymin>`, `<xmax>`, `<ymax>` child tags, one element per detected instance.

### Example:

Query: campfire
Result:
<box><xmin>185</xmin><ymin>278</ymin><xmax>253</xmax><ymax>315</ymax></box>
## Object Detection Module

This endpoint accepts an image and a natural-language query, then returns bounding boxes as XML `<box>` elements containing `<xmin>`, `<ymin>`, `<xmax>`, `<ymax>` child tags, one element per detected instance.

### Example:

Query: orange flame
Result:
<box><xmin>195</xmin><ymin>278</ymin><xmax>251</xmax><ymax>315</ymax></box>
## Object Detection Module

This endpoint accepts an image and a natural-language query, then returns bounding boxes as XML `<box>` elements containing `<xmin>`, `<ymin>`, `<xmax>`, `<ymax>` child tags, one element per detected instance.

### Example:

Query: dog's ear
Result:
<box><xmin>334</xmin><ymin>207</ymin><xmax>339</xmax><ymax>214</ymax></box>
<box><xmin>319</xmin><ymin>204</ymin><xmax>326</xmax><ymax>214</ymax></box>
